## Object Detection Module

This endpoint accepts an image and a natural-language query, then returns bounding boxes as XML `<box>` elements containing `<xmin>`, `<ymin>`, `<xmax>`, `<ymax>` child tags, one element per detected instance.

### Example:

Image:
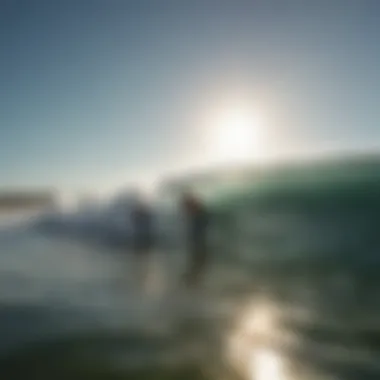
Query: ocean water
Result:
<box><xmin>0</xmin><ymin>156</ymin><xmax>380</xmax><ymax>379</ymax></box>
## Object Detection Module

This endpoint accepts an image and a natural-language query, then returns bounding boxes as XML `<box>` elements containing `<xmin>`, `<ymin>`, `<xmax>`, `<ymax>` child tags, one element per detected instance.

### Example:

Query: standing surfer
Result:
<box><xmin>181</xmin><ymin>192</ymin><xmax>210</xmax><ymax>287</ymax></box>
<box><xmin>130</xmin><ymin>195</ymin><xmax>155</xmax><ymax>287</ymax></box>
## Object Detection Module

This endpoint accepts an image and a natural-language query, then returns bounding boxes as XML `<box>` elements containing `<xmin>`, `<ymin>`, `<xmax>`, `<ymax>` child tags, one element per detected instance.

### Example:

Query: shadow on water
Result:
<box><xmin>0</xmin><ymin>295</ymin><xmax>230</xmax><ymax>379</ymax></box>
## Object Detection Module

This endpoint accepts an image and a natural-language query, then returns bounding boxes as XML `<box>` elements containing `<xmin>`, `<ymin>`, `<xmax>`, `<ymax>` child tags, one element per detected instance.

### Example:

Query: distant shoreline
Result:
<box><xmin>0</xmin><ymin>191</ymin><xmax>56</xmax><ymax>213</ymax></box>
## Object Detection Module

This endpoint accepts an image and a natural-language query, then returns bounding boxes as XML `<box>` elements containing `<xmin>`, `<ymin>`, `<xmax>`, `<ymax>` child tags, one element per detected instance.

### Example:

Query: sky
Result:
<box><xmin>1</xmin><ymin>0</ymin><xmax>380</xmax><ymax>194</ymax></box>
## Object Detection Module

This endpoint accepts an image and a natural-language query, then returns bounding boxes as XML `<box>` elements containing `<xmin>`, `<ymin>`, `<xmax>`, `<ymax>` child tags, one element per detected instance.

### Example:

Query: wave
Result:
<box><xmin>32</xmin><ymin>155</ymin><xmax>380</xmax><ymax>263</ymax></box>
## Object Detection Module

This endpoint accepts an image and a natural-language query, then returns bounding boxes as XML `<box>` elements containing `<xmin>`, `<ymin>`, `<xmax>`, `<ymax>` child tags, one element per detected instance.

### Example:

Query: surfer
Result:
<box><xmin>181</xmin><ymin>192</ymin><xmax>210</xmax><ymax>287</ymax></box>
<box><xmin>130</xmin><ymin>196</ymin><xmax>155</xmax><ymax>287</ymax></box>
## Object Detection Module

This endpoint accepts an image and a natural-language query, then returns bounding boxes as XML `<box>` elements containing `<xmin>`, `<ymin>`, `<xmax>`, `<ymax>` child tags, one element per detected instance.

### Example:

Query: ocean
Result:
<box><xmin>0</xmin><ymin>155</ymin><xmax>379</xmax><ymax>379</ymax></box>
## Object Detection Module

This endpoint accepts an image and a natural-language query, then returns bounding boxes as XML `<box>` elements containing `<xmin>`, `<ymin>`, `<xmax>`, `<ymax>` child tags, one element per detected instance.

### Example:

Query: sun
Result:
<box><xmin>211</xmin><ymin>105</ymin><xmax>264</xmax><ymax>164</ymax></box>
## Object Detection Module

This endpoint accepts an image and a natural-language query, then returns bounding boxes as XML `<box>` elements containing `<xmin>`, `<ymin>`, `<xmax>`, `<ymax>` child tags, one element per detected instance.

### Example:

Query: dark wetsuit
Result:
<box><xmin>131</xmin><ymin>207</ymin><xmax>154</xmax><ymax>254</ymax></box>
<box><xmin>184</xmin><ymin>205</ymin><xmax>209</xmax><ymax>285</ymax></box>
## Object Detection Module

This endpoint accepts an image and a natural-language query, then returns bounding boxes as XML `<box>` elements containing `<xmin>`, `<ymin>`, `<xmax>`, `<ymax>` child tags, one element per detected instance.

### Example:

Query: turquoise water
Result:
<box><xmin>0</xmin><ymin>156</ymin><xmax>380</xmax><ymax>379</ymax></box>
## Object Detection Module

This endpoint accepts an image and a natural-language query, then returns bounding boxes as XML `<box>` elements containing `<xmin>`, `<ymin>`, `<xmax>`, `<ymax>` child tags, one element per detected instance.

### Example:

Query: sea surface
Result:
<box><xmin>0</xmin><ymin>156</ymin><xmax>379</xmax><ymax>379</ymax></box>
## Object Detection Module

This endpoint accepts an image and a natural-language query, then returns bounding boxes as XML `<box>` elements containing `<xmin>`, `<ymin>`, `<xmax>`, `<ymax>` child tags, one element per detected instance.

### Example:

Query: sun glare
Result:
<box><xmin>226</xmin><ymin>299</ymin><xmax>286</xmax><ymax>380</ymax></box>
<box><xmin>208</xmin><ymin>104</ymin><xmax>264</xmax><ymax>165</ymax></box>
<box><xmin>252</xmin><ymin>348</ymin><xmax>284</xmax><ymax>380</ymax></box>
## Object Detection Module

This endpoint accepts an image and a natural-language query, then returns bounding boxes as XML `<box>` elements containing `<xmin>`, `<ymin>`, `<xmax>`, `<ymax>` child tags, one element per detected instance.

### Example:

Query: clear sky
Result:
<box><xmin>1</xmin><ymin>0</ymin><xmax>380</xmax><ymax>193</ymax></box>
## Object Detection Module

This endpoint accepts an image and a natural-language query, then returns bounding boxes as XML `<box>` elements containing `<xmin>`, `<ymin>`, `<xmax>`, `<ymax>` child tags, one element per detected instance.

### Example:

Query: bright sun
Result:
<box><xmin>211</xmin><ymin>105</ymin><xmax>264</xmax><ymax>164</ymax></box>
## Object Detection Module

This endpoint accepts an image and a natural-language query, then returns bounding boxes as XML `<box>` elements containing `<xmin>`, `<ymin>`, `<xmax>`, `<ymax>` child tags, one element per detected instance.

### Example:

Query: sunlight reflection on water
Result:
<box><xmin>226</xmin><ymin>296</ymin><xmax>290</xmax><ymax>380</ymax></box>
<box><xmin>251</xmin><ymin>347</ymin><xmax>285</xmax><ymax>380</ymax></box>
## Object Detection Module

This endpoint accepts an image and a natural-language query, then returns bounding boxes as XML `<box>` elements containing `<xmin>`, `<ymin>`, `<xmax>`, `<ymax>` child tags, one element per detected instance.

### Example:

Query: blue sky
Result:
<box><xmin>1</xmin><ymin>0</ymin><xmax>380</xmax><ymax>193</ymax></box>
